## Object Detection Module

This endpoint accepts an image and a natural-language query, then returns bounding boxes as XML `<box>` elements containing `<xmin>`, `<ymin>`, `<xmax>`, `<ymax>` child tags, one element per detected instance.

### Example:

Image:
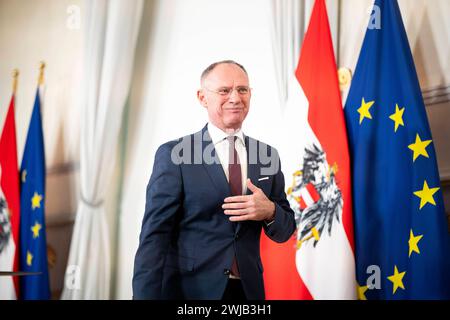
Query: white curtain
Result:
<box><xmin>270</xmin><ymin>0</ymin><xmax>307</xmax><ymax>107</ymax></box>
<box><xmin>269</xmin><ymin>0</ymin><xmax>342</xmax><ymax>107</ymax></box>
<box><xmin>61</xmin><ymin>0</ymin><xmax>143</xmax><ymax>299</ymax></box>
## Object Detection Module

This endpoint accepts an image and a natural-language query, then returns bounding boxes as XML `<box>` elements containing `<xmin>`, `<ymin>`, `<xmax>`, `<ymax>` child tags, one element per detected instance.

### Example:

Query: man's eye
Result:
<box><xmin>218</xmin><ymin>88</ymin><xmax>231</xmax><ymax>95</ymax></box>
<box><xmin>237</xmin><ymin>87</ymin><xmax>249</xmax><ymax>94</ymax></box>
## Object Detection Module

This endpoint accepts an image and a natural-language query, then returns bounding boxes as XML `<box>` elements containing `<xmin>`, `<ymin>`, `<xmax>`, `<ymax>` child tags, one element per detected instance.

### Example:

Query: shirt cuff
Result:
<box><xmin>264</xmin><ymin>218</ymin><xmax>275</xmax><ymax>227</ymax></box>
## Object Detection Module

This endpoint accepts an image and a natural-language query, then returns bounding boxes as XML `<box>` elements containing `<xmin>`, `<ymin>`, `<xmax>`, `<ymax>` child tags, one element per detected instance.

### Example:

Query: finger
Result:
<box><xmin>229</xmin><ymin>214</ymin><xmax>256</xmax><ymax>222</ymax></box>
<box><xmin>224</xmin><ymin>209</ymin><xmax>248</xmax><ymax>216</ymax></box>
<box><xmin>246</xmin><ymin>179</ymin><xmax>260</xmax><ymax>193</ymax></box>
<box><xmin>222</xmin><ymin>202</ymin><xmax>250</xmax><ymax>210</ymax></box>
<box><xmin>224</xmin><ymin>195</ymin><xmax>251</xmax><ymax>203</ymax></box>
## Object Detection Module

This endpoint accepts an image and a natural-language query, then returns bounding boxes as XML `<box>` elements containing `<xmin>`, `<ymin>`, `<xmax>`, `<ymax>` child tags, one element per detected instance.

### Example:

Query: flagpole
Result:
<box><xmin>12</xmin><ymin>69</ymin><xmax>19</xmax><ymax>94</ymax></box>
<box><xmin>38</xmin><ymin>61</ymin><xmax>45</xmax><ymax>86</ymax></box>
<box><xmin>38</xmin><ymin>61</ymin><xmax>46</xmax><ymax>116</ymax></box>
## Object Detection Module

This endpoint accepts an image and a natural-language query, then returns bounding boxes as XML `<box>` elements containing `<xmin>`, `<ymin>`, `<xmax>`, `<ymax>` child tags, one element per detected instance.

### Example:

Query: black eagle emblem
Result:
<box><xmin>287</xmin><ymin>144</ymin><xmax>343</xmax><ymax>249</ymax></box>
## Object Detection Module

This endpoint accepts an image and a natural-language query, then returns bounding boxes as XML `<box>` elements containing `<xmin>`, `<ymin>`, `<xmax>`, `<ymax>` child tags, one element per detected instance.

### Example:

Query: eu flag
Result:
<box><xmin>344</xmin><ymin>0</ymin><xmax>450</xmax><ymax>299</ymax></box>
<box><xmin>20</xmin><ymin>89</ymin><xmax>50</xmax><ymax>299</ymax></box>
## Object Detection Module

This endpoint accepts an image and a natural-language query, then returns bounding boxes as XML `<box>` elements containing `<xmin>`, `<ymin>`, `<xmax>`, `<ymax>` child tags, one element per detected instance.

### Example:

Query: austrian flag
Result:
<box><xmin>0</xmin><ymin>94</ymin><xmax>21</xmax><ymax>300</ymax></box>
<box><xmin>261</xmin><ymin>0</ymin><xmax>356</xmax><ymax>300</ymax></box>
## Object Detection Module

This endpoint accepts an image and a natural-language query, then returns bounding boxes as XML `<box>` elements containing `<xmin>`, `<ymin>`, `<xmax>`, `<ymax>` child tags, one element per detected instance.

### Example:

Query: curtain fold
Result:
<box><xmin>61</xmin><ymin>0</ymin><xmax>143</xmax><ymax>300</ymax></box>
<box><xmin>269</xmin><ymin>0</ymin><xmax>305</xmax><ymax>107</ymax></box>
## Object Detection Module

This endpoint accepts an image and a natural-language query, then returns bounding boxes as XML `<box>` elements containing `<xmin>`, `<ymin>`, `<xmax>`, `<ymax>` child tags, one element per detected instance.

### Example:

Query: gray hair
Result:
<box><xmin>200</xmin><ymin>60</ymin><xmax>247</xmax><ymax>83</ymax></box>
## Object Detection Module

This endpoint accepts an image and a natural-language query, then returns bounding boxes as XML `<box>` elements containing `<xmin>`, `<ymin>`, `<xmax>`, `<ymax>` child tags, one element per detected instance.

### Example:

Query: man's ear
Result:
<box><xmin>197</xmin><ymin>89</ymin><xmax>207</xmax><ymax>108</ymax></box>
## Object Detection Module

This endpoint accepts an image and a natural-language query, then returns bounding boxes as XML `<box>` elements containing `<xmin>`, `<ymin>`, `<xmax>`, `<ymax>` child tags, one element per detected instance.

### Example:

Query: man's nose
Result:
<box><xmin>228</xmin><ymin>88</ymin><xmax>242</xmax><ymax>103</ymax></box>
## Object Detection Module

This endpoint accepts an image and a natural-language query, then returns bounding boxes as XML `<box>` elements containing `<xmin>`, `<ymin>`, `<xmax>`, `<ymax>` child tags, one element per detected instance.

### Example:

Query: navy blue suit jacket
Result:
<box><xmin>133</xmin><ymin>125</ymin><xmax>295</xmax><ymax>299</ymax></box>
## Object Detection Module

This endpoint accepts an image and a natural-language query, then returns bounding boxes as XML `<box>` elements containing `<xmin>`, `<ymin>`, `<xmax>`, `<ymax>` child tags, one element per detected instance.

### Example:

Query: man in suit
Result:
<box><xmin>133</xmin><ymin>60</ymin><xmax>296</xmax><ymax>300</ymax></box>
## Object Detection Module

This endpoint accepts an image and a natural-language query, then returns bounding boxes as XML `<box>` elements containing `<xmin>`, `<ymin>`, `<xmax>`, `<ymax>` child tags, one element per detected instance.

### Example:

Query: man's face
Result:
<box><xmin>197</xmin><ymin>63</ymin><xmax>251</xmax><ymax>132</ymax></box>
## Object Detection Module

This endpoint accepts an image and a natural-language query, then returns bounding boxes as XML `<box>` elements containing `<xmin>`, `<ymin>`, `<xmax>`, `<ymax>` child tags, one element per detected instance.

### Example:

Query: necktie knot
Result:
<box><xmin>226</xmin><ymin>135</ymin><xmax>237</xmax><ymax>144</ymax></box>
<box><xmin>227</xmin><ymin>136</ymin><xmax>240</xmax><ymax>165</ymax></box>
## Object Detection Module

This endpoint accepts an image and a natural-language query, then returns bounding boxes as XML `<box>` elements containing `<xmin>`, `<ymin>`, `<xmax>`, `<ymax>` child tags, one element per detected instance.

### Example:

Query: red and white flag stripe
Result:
<box><xmin>0</xmin><ymin>94</ymin><xmax>21</xmax><ymax>300</ymax></box>
<box><xmin>261</xmin><ymin>0</ymin><xmax>355</xmax><ymax>300</ymax></box>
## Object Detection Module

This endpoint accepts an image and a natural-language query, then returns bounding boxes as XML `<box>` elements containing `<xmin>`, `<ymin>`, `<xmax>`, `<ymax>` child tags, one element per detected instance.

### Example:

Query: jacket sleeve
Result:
<box><xmin>132</xmin><ymin>142</ymin><xmax>182</xmax><ymax>299</ymax></box>
<box><xmin>262</xmin><ymin>151</ymin><xmax>296</xmax><ymax>243</ymax></box>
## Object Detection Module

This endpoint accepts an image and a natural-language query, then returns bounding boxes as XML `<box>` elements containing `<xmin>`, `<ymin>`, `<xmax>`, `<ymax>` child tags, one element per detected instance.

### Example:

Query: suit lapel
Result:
<box><xmin>245</xmin><ymin>135</ymin><xmax>260</xmax><ymax>195</ymax></box>
<box><xmin>200</xmin><ymin>126</ymin><xmax>231</xmax><ymax>200</ymax></box>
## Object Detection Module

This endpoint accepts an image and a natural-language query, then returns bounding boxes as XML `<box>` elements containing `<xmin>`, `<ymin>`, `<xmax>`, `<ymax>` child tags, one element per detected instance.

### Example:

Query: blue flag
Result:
<box><xmin>20</xmin><ymin>89</ymin><xmax>50</xmax><ymax>299</ymax></box>
<box><xmin>344</xmin><ymin>0</ymin><xmax>450</xmax><ymax>299</ymax></box>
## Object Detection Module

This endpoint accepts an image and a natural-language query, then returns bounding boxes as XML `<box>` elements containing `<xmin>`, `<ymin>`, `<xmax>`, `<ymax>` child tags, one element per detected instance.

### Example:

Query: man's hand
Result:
<box><xmin>222</xmin><ymin>179</ymin><xmax>275</xmax><ymax>222</ymax></box>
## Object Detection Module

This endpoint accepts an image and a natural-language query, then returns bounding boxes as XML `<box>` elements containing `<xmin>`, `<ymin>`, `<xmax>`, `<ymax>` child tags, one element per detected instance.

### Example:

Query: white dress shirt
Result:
<box><xmin>207</xmin><ymin>122</ymin><xmax>248</xmax><ymax>195</ymax></box>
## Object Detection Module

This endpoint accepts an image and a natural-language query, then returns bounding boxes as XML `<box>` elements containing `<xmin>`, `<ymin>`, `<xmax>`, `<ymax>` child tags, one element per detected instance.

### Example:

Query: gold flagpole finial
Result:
<box><xmin>12</xmin><ymin>69</ymin><xmax>19</xmax><ymax>94</ymax></box>
<box><xmin>38</xmin><ymin>61</ymin><xmax>46</xmax><ymax>86</ymax></box>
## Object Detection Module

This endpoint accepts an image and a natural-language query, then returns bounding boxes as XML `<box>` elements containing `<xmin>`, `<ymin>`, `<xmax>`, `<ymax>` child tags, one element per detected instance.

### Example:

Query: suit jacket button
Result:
<box><xmin>223</xmin><ymin>269</ymin><xmax>230</xmax><ymax>275</ymax></box>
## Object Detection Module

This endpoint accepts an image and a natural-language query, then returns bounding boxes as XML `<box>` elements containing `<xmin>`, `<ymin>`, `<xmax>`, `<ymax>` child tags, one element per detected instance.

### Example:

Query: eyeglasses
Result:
<box><xmin>203</xmin><ymin>86</ymin><xmax>251</xmax><ymax>97</ymax></box>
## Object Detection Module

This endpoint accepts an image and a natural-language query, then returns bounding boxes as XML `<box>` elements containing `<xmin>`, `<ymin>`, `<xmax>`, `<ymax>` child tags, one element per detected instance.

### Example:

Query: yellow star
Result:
<box><xmin>408</xmin><ymin>229</ymin><xmax>423</xmax><ymax>257</ymax></box>
<box><xmin>357</xmin><ymin>284</ymin><xmax>368</xmax><ymax>300</ymax></box>
<box><xmin>408</xmin><ymin>134</ymin><xmax>432</xmax><ymax>162</ymax></box>
<box><xmin>389</xmin><ymin>104</ymin><xmax>405</xmax><ymax>132</ymax></box>
<box><xmin>31</xmin><ymin>192</ymin><xmax>43</xmax><ymax>210</ymax></box>
<box><xmin>387</xmin><ymin>265</ymin><xmax>406</xmax><ymax>294</ymax></box>
<box><xmin>27</xmin><ymin>251</ymin><xmax>33</xmax><ymax>266</ymax></box>
<box><xmin>357</xmin><ymin>98</ymin><xmax>374</xmax><ymax>124</ymax></box>
<box><xmin>413</xmin><ymin>180</ymin><xmax>440</xmax><ymax>210</ymax></box>
<box><xmin>31</xmin><ymin>221</ymin><xmax>42</xmax><ymax>239</ymax></box>
<box><xmin>21</xmin><ymin>170</ymin><xmax>27</xmax><ymax>183</ymax></box>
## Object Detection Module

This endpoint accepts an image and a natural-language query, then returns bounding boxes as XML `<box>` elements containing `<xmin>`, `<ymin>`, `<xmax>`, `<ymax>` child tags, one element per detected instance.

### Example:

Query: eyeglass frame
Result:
<box><xmin>202</xmin><ymin>86</ymin><xmax>252</xmax><ymax>97</ymax></box>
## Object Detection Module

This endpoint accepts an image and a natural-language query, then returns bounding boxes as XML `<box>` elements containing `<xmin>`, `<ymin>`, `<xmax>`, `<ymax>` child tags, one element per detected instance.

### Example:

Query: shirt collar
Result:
<box><xmin>207</xmin><ymin>122</ymin><xmax>245</xmax><ymax>146</ymax></box>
